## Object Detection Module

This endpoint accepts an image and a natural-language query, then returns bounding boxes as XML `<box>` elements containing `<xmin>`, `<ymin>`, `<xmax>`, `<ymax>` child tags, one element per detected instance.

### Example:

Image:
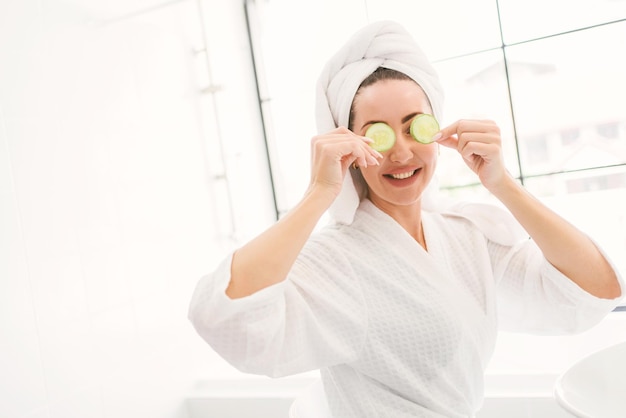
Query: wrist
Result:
<box><xmin>486</xmin><ymin>172</ymin><xmax>522</xmax><ymax>200</ymax></box>
<box><xmin>305</xmin><ymin>182</ymin><xmax>340</xmax><ymax>204</ymax></box>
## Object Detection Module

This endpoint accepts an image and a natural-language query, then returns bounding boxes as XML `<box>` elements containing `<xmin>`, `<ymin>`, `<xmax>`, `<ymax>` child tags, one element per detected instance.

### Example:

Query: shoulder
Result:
<box><xmin>438</xmin><ymin>201</ymin><xmax>528</xmax><ymax>246</ymax></box>
<box><xmin>300</xmin><ymin>222</ymin><xmax>359</xmax><ymax>263</ymax></box>
<box><xmin>307</xmin><ymin>220</ymin><xmax>369</xmax><ymax>253</ymax></box>
<box><xmin>425</xmin><ymin>210</ymin><xmax>486</xmax><ymax>249</ymax></box>
<box><xmin>301</xmin><ymin>203</ymin><xmax>385</xmax><ymax>264</ymax></box>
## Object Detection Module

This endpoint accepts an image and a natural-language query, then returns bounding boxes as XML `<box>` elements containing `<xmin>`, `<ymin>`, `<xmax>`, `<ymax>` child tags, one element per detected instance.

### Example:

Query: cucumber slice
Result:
<box><xmin>365</xmin><ymin>122</ymin><xmax>396</xmax><ymax>152</ymax></box>
<box><xmin>410</xmin><ymin>114</ymin><xmax>440</xmax><ymax>144</ymax></box>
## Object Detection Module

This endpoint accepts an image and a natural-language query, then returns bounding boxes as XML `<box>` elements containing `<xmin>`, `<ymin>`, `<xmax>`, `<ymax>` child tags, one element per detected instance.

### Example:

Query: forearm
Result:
<box><xmin>226</xmin><ymin>186</ymin><xmax>336</xmax><ymax>299</ymax></box>
<box><xmin>490</xmin><ymin>176</ymin><xmax>621</xmax><ymax>299</ymax></box>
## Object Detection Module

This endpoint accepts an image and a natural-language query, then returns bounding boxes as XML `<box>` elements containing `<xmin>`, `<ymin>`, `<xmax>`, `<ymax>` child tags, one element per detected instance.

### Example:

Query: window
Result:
<box><xmin>245</xmin><ymin>0</ymin><xmax>626</xmax><ymax>299</ymax></box>
<box><xmin>505</xmin><ymin>21</ymin><xmax>626</xmax><ymax>176</ymax></box>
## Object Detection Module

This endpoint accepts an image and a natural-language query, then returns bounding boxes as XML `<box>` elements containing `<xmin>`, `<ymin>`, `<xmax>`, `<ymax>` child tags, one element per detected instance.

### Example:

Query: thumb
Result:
<box><xmin>436</xmin><ymin>135</ymin><xmax>458</xmax><ymax>150</ymax></box>
<box><xmin>434</xmin><ymin>120</ymin><xmax>461</xmax><ymax>150</ymax></box>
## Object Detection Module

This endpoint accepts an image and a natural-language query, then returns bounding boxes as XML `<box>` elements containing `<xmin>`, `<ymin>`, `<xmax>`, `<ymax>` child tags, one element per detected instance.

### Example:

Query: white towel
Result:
<box><xmin>315</xmin><ymin>20</ymin><xmax>527</xmax><ymax>246</ymax></box>
<box><xmin>315</xmin><ymin>20</ymin><xmax>445</xmax><ymax>225</ymax></box>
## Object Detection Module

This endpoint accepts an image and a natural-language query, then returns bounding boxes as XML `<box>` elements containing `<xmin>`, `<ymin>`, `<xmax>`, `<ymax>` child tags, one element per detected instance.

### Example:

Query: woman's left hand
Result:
<box><xmin>436</xmin><ymin>119</ymin><xmax>511</xmax><ymax>191</ymax></box>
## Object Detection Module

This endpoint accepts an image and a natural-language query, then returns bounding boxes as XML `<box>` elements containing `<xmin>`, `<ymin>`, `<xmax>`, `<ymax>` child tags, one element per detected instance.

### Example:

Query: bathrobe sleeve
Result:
<box><xmin>188</xmin><ymin>234</ymin><xmax>368</xmax><ymax>377</ymax></box>
<box><xmin>488</xmin><ymin>226</ymin><xmax>624</xmax><ymax>335</ymax></box>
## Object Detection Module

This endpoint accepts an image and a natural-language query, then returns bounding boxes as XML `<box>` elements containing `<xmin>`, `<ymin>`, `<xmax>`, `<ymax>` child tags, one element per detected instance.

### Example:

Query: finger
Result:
<box><xmin>353</xmin><ymin>136</ymin><xmax>384</xmax><ymax>160</ymax></box>
<box><xmin>434</xmin><ymin>120</ymin><xmax>461</xmax><ymax>142</ymax></box>
<box><xmin>366</xmin><ymin>154</ymin><xmax>380</xmax><ymax>166</ymax></box>
<box><xmin>335</xmin><ymin>144</ymin><xmax>377</xmax><ymax>168</ymax></box>
<box><xmin>368</xmin><ymin>146</ymin><xmax>384</xmax><ymax>160</ymax></box>
<box><xmin>314</xmin><ymin>132</ymin><xmax>376</xmax><ymax>150</ymax></box>
<box><xmin>436</xmin><ymin>119</ymin><xmax>499</xmax><ymax>141</ymax></box>
<box><xmin>436</xmin><ymin>131</ymin><xmax>500</xmax><ymax>153</ymax></box>
<box><xmin>460</xmin><ymin>142</ymin><xmax>499</xmax><ymax>162</ymax></box>
<box><xmin>457</xmin><ymin>132</ymin><xmax>501</xmax><ymax>153</ymax></box>
<box><xmin>347</xmin><ymin>139</ymin><xmax>383</xmax><ymax>164</ymax></box>
<box><xmin>359</xmin><ymin>148</ymin><xmax>381</xmax><ymax>167</ymax></box>
<box><xmin>334</xmin><ymin>126</ymin><xmax>376</xmax><ymax>145</ymax></box>
<box><xmin>340</xmin><ymin>156</ymin><xmax>354</xmax><ymax>173</ymax></box>
<box><xmin>312</xmin><ymin>133</ymin><xmax>383</xmax><ymax>167</ymax></box>
<box><xmin>435</xmin><ymin>119</ymin><xmax>489</xmax><ymax>142</ymax></box>
<box><xmin>437</xmin><ymin>136</ymin><xmax>459</xmax><ymax>150</ymax></box>
<box><xmin>352</xmin><ymin>134</ymin><xmax>384</xmax><ymax>159</ymax></box>
<box><xmin>342</xmin><ymin>152</ymin><xmax>369</xmax><ymax>169</ymax></box>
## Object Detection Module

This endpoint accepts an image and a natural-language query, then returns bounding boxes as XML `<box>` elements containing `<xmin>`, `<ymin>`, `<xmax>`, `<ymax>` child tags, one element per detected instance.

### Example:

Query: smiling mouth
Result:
<box><xmin>384</xmin><ymin>169</ymin><xmax>419</xmax><ymax>180</ymax></box>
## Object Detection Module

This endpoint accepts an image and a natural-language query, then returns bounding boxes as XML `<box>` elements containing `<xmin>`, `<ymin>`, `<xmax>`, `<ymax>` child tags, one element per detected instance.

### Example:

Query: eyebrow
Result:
<box><xmin>361</xmin><ymin>112</ymin><xmax>422</xmax><ymax>131</ymax></box>
<box><xmin>401</xmin><ymin>112</ymin><xmax>420</xmax><ymax>124</ymax></box>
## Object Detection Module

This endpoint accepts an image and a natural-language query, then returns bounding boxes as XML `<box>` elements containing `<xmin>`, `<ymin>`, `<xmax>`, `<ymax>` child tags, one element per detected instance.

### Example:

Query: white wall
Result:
<box><xmin>0</xmin><ymin>0</ymin><xmax>275</xmax><ymax>417</ymax></box>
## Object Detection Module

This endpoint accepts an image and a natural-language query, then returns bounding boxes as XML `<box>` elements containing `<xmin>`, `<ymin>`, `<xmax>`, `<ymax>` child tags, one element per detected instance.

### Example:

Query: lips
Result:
<box><xmin>383</xmin><ymin>167</ymin><xmax>421</xmax><ymax>180</ymax></box>
<box><xmin>386</xmin><ymin>170</ymin><xmax>417</xmax><ymax>179</ymax></box>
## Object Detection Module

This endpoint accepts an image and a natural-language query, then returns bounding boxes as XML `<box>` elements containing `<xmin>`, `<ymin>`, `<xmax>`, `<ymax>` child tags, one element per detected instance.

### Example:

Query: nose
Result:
<box><xmin>388</xmin><ymin>133</ymin><xmax>414</xmax><ymax>163</ymax></box>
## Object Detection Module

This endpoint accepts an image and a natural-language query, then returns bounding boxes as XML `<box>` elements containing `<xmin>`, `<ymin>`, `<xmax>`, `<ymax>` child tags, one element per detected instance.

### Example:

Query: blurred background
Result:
<box><xmin>1</xmin><ymin>0</ymin><xmax>625</xmax><ymax>417</ymax></box>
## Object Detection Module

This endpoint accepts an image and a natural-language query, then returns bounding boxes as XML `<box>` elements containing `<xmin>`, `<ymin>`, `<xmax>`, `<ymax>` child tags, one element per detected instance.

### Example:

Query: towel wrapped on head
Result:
<box><xmin>315</xmin><ymin>20</ymin><xmax>445</xmax><ymax>225</ymax></box>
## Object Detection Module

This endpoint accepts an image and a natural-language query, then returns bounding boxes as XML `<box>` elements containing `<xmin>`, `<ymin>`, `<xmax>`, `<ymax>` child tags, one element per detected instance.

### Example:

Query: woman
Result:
<box><xmin>189</xmin><ymin>21</ymin><xmax>623</xmax><ymax>417</ymax></box>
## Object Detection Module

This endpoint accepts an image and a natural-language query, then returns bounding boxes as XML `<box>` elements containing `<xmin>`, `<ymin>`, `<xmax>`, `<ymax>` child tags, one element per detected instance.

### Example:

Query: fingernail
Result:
<box><xmin>432</xmin><ymin>132</ymin><xmax>442</xmax><ymax>142</ymax></box>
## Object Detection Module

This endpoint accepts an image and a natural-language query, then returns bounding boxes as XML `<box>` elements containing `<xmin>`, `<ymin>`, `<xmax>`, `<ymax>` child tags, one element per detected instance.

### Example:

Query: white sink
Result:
<box><xmin>554</xmin><ymin>340</ymin><xmax>626</xmax><ymax>417</ymax></box>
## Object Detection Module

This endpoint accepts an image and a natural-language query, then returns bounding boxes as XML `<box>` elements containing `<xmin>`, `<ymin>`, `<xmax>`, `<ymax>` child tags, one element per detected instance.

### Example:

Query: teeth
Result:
<box><xmin>390</xmin><ymin>170</ymin><xmax>416</xmax><ymax>179</ymax></box>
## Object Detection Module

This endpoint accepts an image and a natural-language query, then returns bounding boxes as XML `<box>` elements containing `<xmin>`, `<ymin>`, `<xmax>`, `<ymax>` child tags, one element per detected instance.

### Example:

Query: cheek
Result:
<box><xmin>359</xmin><ymin>167</ymin><xmax>378</xmax><ymax>185</ymax></box>
<box><xmin>419</xmin><ymin>144</ymin><xmax>439</xmax><ymax>164</ymax></box>
<box><xmin>432</xmin><ymin>145</ymin><xmax>440</xmax><ymax>162</ymax></box>
<box><xmin>417</xmin><ymin>145</ymin><xmax>439</xmax><ymax>177</ymax></box>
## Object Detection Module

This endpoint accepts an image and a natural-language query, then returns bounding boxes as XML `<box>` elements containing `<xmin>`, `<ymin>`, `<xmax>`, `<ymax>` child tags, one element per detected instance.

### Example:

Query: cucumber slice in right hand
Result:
<box><xmin>365</xmin><ymin>122</ymin><xmax>396</xmax><ymax>152</ymax></box>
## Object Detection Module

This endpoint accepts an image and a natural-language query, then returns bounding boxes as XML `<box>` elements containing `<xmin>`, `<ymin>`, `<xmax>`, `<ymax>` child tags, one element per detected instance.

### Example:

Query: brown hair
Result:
<box><xmin>348</xmin><ymin>67</ymin><xmax>414</xmax><ymax>130</ymax></box>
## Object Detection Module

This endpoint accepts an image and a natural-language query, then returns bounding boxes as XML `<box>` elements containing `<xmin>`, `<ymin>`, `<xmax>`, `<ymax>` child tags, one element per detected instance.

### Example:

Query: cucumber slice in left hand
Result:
<box><xmin>365</xmin><ymin>122</ymin><xmax>396</xmax><ymax>152</ymax></box>
<box><xmin>410</xmin><ymin>114</ymin><xmax>440</xmax><ymax>144</ymax></box>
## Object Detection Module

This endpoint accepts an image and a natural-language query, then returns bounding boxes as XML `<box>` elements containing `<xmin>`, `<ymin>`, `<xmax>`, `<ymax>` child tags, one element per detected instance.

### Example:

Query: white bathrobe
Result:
<box><xmin>188</xmin><ymin>200</ymin><xmax>623</xmax><ymax>418</ymax></box>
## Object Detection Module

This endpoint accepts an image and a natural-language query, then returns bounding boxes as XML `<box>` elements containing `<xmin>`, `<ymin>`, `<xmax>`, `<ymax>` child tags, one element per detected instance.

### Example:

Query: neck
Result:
<box><xmin>404</xmin><ymin>218</ymin><xmax>427</xmax><ymax>250</ymax></box>
<box><xmin>368</xmin><ymin>198</ymin><xmax>426</xmax><ymax>249</ymax></box>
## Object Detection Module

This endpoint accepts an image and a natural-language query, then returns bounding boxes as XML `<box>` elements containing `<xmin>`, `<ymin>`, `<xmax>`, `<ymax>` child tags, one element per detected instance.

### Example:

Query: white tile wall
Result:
<box><xmin>0</xmin><ymin>0</ymin><xmax>274</xmax><ymax>417</ymax></box>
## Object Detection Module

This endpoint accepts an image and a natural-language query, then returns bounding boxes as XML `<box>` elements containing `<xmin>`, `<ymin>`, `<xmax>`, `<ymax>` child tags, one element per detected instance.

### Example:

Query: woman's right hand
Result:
<box><xmin>309</xmin><ymin>127</ymin><xmax>382</xmax><ymax>197</ymax></box>
<box><xmin>225</xmin><ymin>127</ymin><xmax>380</xmax><ymax>299</ymax></box>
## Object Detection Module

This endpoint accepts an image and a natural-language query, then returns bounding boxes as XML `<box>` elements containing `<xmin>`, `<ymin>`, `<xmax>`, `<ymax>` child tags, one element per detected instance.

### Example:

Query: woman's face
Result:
<box><xmin>351</xmin><ymin>78</ymin><xmax>438</xmax><ymax>214</ymax></box>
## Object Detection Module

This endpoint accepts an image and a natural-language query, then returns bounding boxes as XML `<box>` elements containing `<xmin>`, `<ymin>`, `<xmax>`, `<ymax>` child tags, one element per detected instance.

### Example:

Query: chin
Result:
<box><xmin>378</xmin><ymin>193</ymin><xmax>423</xmax><ymax>208</ymax></box>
